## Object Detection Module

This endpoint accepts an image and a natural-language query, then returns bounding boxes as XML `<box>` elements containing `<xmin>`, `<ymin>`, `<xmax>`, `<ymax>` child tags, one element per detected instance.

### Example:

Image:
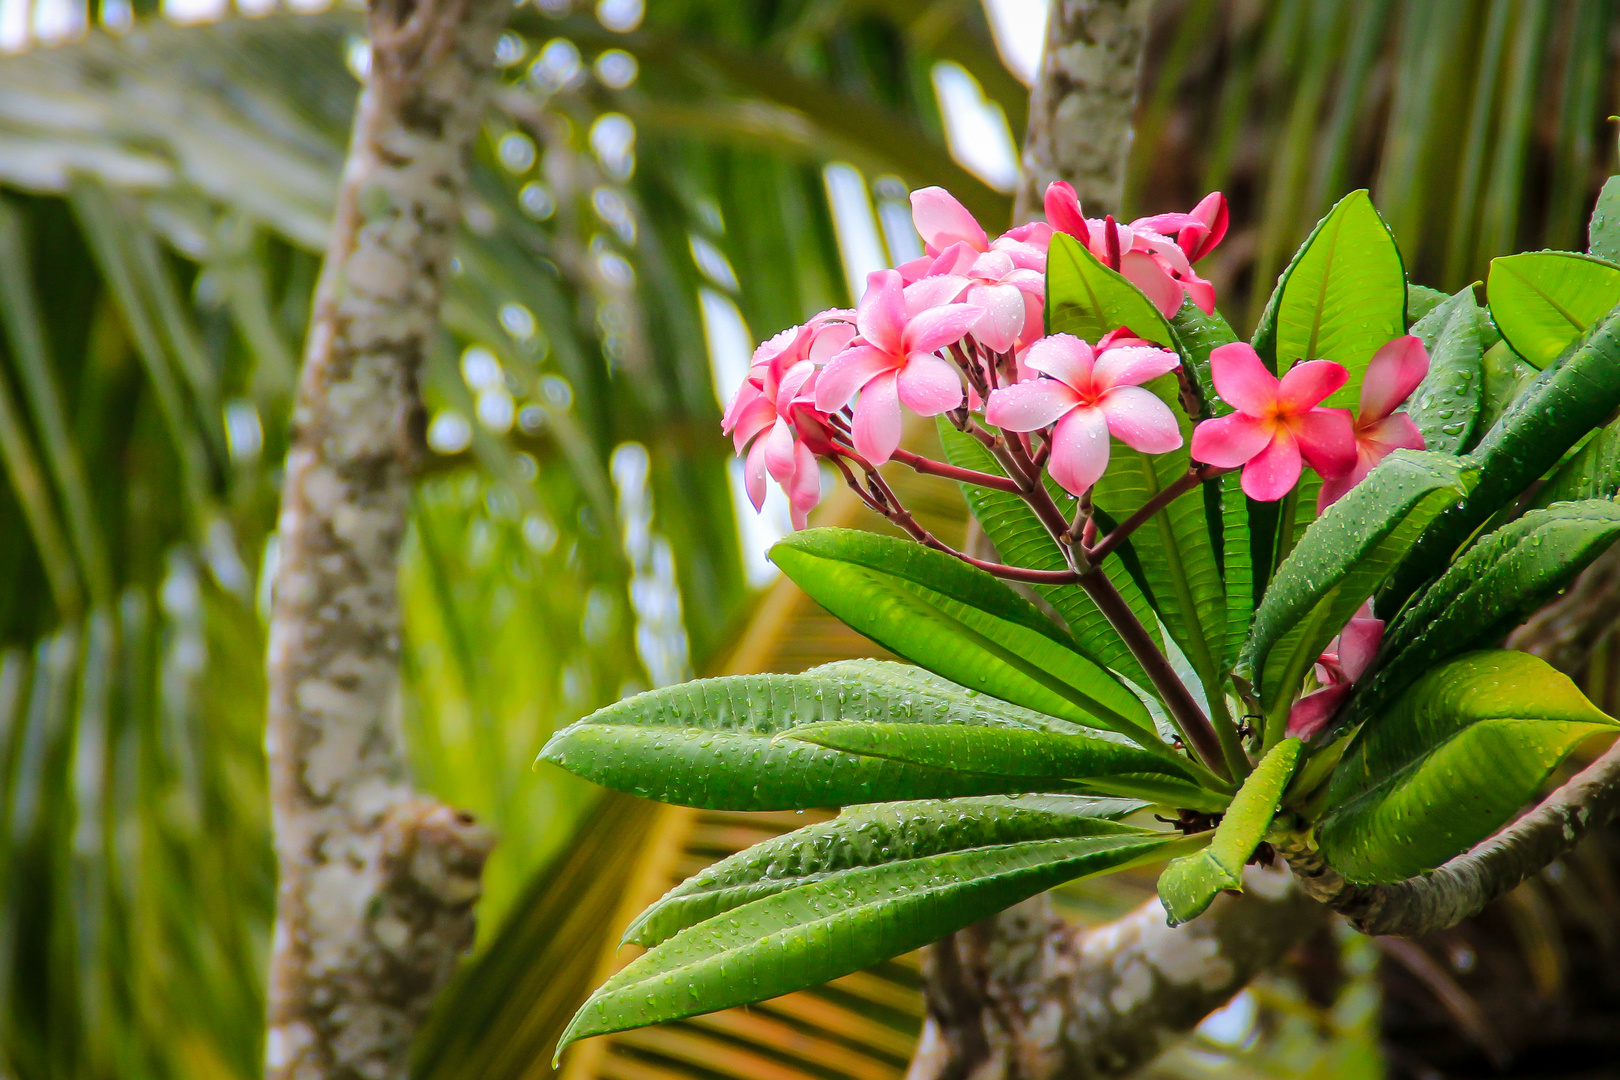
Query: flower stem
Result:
<box><xmin>890</xmin><ymin>448</ymin><xmax>1023</xmax><ymax>494</ymax></box>
<box><xmin>1077</xmin><ymin>567</ymin><xmax>1230</xmax><ymax>780</ymax></box>
<box><xmin>1084</xmin><ymin>466</ymin><xmax>1230</xmax><ymax>563</ymax></box>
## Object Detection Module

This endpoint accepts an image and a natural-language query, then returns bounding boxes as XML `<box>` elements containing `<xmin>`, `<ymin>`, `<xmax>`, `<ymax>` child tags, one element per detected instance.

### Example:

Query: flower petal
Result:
<box><xmin>965</xmin><ymin>282</ymin><xmax>1028</xmax><ymax>353</ymax></box>
<box><xmin>851</xmin><ymin>371</ymin><xmax>903</xmax><ymax>465</ymax></box>
<box><xmin>787</xmin><ymin>440</ymin><xmax>822</xmax><ymax>530</ymax></box>
<box><xmin>1361</xmin><ymin>411</ymin><xmax>1426</xmax><ymax>456</ymax></box>
<box><xmin>815</xmin><ymin>344</ymin><xmax>896</xmax><ymax>411</ymax></box>
<box><xmin>1043</xmin><ymin>181</ymin><xmax>1086</xmax><ymax>239</ymax></box>
<box><xmin>968</xmin><ymin>249</ymin><xmax>1015</xmax><ymax>281</ymax></box>
<box><xmin>985</xmin><ymin>378</ymin><xmax>1079</xmax><ymax>432</ymax></box>
<box><xmin>1024</xmin><ymin>333</ymin><xmax>1095</xmax><ymax>392</ymax></box>
<box><xmin>744</xmin><ymin>436</ymin><xmax>769</xmax><ymax>512</ymax></box>
<box><xmin>1119</xmin><ymin>251</ymin><xmax>1186</xmax><ymax>320</ymax></box>
<box><xmin>1092</xmin><ymin>345</ymin><xmax>1181</xmax><ymax>392</ymax></box>
<box><xmin>1287</xmin><ymin>683</ymin><xmax>1352</xmax><ymax>741</ymax></box>
<box><xmin>1338</xmin><ymin>616</ymin><xmax>1384</xmax><ymax>682</ymax></box>
<box><xmin>904</xmin><ymin>302</ymin><xmax>985</xmax><ymax>354</ymax></box>
<box><xmin>1359</xmin><ymin>335</ymin><xmax>1430</xmax><ymax>422</ymax></box>
<box><xmin>1209</xmin><ymin>342</ymin><xmax>1280</xmax><ymax>415</ymax></box>
<box><xmin>1098</xmin><ymin>385</ymin><xmax>1183</xmax><ymax>453</ymax></box>
<box><xmin>762</xmin><ymin>416</ymin><xmax>798</xmax><ymax>482</ymax></box>
<box><xmin>896</xmin><ymin>354</ymin><xmax>965</xmax><ymax>416</ymax></box>
<box><xmin>1240</xmin><ymin>429</ymin><xmax>1303</xmax><ymax>501</ymax></box>
<box><xmin>1183</xmin><ymin>191</ymin><xmax>1228</xmax><ymax>261</ymax></box>
<box><xmin>1048</xmin><ymin>406</ymin><xmax>1112</xmax><ymax>496</ymax></box>
<box><xmin>1182</xmin><ymin>273</ymin><xmax>1216</xmax><ymax>315</ymax></box>
<box><xmin>1293</xmin><ymin>407</ymin><xmax>1357</xmax><ymax>478</ymax></box>
<box><xmin>904</xmin><ymin>275</ymin><xmax>969</xmax><ymax>315</ymax></box>
<box><xmin>807</xmin><ymin>322</ymin><xmax>857</xmax><ymax>364</ymax></box>
<box><xmin>1277</xmin><ymin>359</ymin><xmax>1349</xmax><ymax>412</ymax></box>
<box><xmin>855</xmin><ymin>269</ymin><xmax>906</xmax><ymax>353</ymax></box>
<box><xmin>1190</xmin><ymin>412</ymin><xmax>1273</xmax><ymax>468</ymax></box>
<box><xmin>910</xmin><ymin>186</ymin><xmax>988</xmax><ymax>252</ymax></box>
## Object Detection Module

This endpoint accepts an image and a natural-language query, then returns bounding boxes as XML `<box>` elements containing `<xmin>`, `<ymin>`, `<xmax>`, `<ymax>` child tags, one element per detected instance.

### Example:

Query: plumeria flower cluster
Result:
<box><xmin>722</xmin><ymin>182</ymin><xmax>1429</xmax><ymax>560</ymax></box>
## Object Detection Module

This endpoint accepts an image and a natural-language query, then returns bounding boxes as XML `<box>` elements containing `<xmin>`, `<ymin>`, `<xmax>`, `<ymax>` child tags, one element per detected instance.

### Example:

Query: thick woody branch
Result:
<box><xmin>907</xmin><ymin>869</ymin><xmax>1320</xmax><ymax>1080</ymax></box>
<box><xmin>1013</xmin><ymin>0</ymin><xmax>1155</xmax><ymax>222</ymax></box>
<box><xmin>263</xmin><ymin>0</ymin><xmax>507</xmax><ymax>1075</ymax></box>
<box><xmin>1283</xmin><ymin>734</ymin><xmax>1620</xmax><ymax>938</ymax></box>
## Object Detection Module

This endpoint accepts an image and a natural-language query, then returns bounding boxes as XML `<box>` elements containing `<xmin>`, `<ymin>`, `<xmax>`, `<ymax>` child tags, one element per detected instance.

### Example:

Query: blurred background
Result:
<box><xmin>0</xmin><ymin>0</ymin><xmax>1618</xmax><ymax>1077</ymax></box>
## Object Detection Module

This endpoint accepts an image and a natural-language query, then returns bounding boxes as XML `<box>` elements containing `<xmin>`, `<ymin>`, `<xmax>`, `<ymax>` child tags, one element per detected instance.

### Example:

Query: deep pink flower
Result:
<box><xmin>1287</xmin><ymin>605</ymin><xmax>1383</xmax><ymax>741</ymax></box>
<box><xmin>1044</xmin><ymin>183</ymin><xmax>1227</xmax><ymax>317</ymax></box>
<box><xmin>816</xmin><ymin>270</ymin><xmax>982</xmax><ymax>465</ymax></box>
<box><xmin>1317</xmin><ymin>336</ymin><xmax>1429</xmax><ymax>510</ymax></box>
<box><xmin>984</xmin><ymin>334</ymin><xmax>1183</xmax><ymax>496</ymax></box>
<box><xmin>1190</xmin><ymin>343</ymin><xmax>1356</xmax><ymax>502</ymax></box>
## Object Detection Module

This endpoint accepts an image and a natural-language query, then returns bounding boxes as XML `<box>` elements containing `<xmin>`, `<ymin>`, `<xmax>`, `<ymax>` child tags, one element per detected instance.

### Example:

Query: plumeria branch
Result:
<box><xmin>1280</xmin><ymin>734</ymin><xmax>1620</xmax><ymax>937</ymax></box>
<box><xmin>889</xmin><ymin>447</ymin><xmax>1024</xmax><ymax>494</ymax></box>
<box><xmin>1084</xmin><ymin>465</ymin><xmax>1230</xmax><ymax>562</ymax></box>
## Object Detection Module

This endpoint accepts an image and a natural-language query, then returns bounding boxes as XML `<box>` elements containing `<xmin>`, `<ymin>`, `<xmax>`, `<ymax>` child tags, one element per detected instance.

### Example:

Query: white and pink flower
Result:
<box><xmin>1316</xmin><ymin>335</ymin><xmax>1429</xmax><ymax>509</ymax></box>
<box><xmin>984</xmin><ymin>333</ymin><xmax>1183</xmax><ymax>496</ymax></box>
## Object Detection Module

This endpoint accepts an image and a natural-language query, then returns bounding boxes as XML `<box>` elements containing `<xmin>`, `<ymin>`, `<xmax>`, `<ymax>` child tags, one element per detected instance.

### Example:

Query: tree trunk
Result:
<box><xmin>263</xmin><ymin>0</ymin><xmax>507</xmax><ymax>1076</ymax></box>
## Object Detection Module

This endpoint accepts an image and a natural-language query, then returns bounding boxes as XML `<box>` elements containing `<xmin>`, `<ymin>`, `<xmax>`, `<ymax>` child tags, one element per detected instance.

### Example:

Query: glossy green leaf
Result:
<box><xmin>1406</xmin><ymin>286</ymin><xmax>1485</xmax><ymax>454</ymax></box>
<box><xmin>934</xmin><ymin>418</ymin><xmax>1162</xmax><ymax>691</ymax></box>
<box><xmin>1588</xmin><ymin>175</ymin><xmax>1620</xmax><ymax>263</ymax></box>
<box><xmin>1361</xmin><ymin>501</ymin><xmax>1620</xmax><ymax>723</ymax></box>
<box><xmin>1045</xmin><ymin>231</ymin><xmax>1175</xmax><ymax>344</ymax></box>
<box><xmin>1474</xmin><ymin>337</ymin><xmax>1539</xmax><ymax>437</ymax></box>
<box><xmin>1168</xmin><ymin>297</ymin><xmax>1237</xmax><ymax>407</ymax></box>
<box><xmin>1157</xmin><ymin>738</ymin><xmax>1299</xmax><ymax>926</ymax></box>
<box><xmin>538</xmin><ymin>660</ymin><xmax>1154</xmax><ymax>810</ymax></box>
<box><xmin>1488</xmin><ymin>251</ymin><xmax>1620</xmax><ymax>368</ymax></box>
<box><xmin>1242</xmin><ymin>452</ymin><xmax>1476</xmax><ymax>720</ymax></box>
<box><xmin>1381</xmin><ymin>303</ymin><xmax>1620</xmax><ymax>613</ymax></box>
<box><xmin>1077</xmin><ymin>774</ymin><xmax>1233</xmax><ymax>816</ymax></box>
<box><xmin>1251</xmin><ymin>190</ymin><xmax>1406</xmax><ymax>410</ymax></box>
<box><xmin>624</xmin><ymin>795</ymin><xmax>1147</xmax><ymax>947</ymax></box>
<box><xmin>555</xmin><ymin>828</ymin><xmax>1181</xmax><ymax>1055</ymax></box>
<box><xmin>1406</xmin><ymin>283</ymin><xmax>1452</xmax><ymax>327</ymax></box>
<box><xmin>772</xmin><ymin>528</ymin><xmax>1156</xmax><ymax>736</ymax></box>
<box><xmin>784</xmin><ymin>720</ymin><xmax>1189</xmax><ymax>782</ymax></box>
<box><xmin>1321</xmin><ymin>652</ymin><xmax>1617</xmax><ymax>883</ymax></box>
<box><xmin>1534</xmin><ymin>418</ymin><xmax>1620</xmax><ymax>508</ymax></box>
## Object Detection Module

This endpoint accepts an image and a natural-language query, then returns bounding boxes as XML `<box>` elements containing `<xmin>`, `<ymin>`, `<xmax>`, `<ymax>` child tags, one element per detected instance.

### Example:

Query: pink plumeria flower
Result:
<box><xmin>723</xmin><ymin>313</ymin><xmax>855</xmax><ymax>529</ymax></box>
<box><xmin>1189</xmin><ymin>343</ymin><xmax>1356</xmax><ymax>502</ymax></box>
<box><xmin>984</xmin><ymin>334</ymin><xmax>1183</xmax><ymax>496</ymax></box>
<box><xmin>1317</xmin><ymin>336</ymin><xmax>1430</xmax><ymax>510</ymax></box>
<box><xmin>904</xmin><ymin>241</ymin><xmax>1045</xmax><ymax>353</ymax></box>
<box><xmin>1287</xmin><ymin>604</ymin><xmax>1383</xmax><ymax>741</ymax></box>
<box><xmin>816</xmin><ymin>270</ymin><xmax>982</xmax><ymax>465</ymax></box>
<box><xmin>1044</xmin><ymin>183</ymin><xmax>1227</xmax><ymax>317</ymax></box>
<box><xmin>899</xmin><ymin>187</ymin><xmax>1048</xmax><ymax>280</ymax></box>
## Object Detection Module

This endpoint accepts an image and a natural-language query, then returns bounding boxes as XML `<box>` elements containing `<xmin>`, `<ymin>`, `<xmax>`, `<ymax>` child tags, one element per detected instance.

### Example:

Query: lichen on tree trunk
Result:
<box><xmin>263</xmin><ymin>0</ymin><xmax>508</xmax><ymax>1075</ymax></box>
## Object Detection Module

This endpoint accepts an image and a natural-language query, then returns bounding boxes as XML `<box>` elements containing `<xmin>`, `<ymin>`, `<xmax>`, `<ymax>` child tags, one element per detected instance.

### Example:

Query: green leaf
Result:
<box><xmin>555</xmin><ymin>828</ymin><xmax>1180</xmax><ymax>1055</ymax></box>
<box><xmin>1241</xmin><ymin>452</ymin><xmax>1477</xmax><ymax>722</ymax></box>
<box><xmin>1360</xmin><ymin>501</ymin><xmax>1620</xmax><ymax>724</ymax></box>
<box><xmin>538</xmin><ymin>660</ymin><xmax>1156</xmax><ymax>810</ymax></box>
<box><xmin>1157</xmin><ymin>738</ymin><xmax>1301</xmax><ymax>926</ymax></box>
<box><xmin>1251</xmin><ymin>190</ymin><xmax>1406</xmax><ymax>410</ymax></box>
<box><xmin>1474</xmin><ymin>338</ymin><xmax>1540</xmax><ymax>437</ymax></box>
<box><xmin>772</xmin><ymin>529</ymin><xmax>1155</xmax><ymax>738</ymax></box>
<box><xmin>1381</xmin><ymin>303</ymin><xmax>1620</xmax><ymax>613</ymax></box>
<box><xmin>1218</xmin><ymin>471</ymin><xmax>1254</xmax><ymax>671</ymax></box>
<box><xmin>1406</xmin><ymin>283</ymin><xmax>1452</xmax><ymax>327</ymax></box>
<box><xmin>1534</xmin><ymin>418</ymin><xmax>1620</xmax><ymax>507</ymax></box>
<box><xmin>1168</xmin><ymin>297</ymin><xmax>1237</xmax><ymax>407</ymax></box>
<box><xmin>1588</xmin><ymin>175</ymin><xmax>1620</xmax><ymax>263</ymax></box>
<box><xmin>1406</xmin><ymin>286</ymin><xmax>1485</xmax><ymax>455</ymax></box>
<box><xmin>1487</xmin><ymin>251</ymin><xmax>1620</xmax><ymax>369</ymax></box>
<box><xmin>934</xmin><ymin>418</ymin><xmax>1161</xmax><ymax>691</ymax></box>
<box><xmin>1077</xmin><ymin>774</ymin><xmax>1232</xmax><ymax>816</ymax></box>
<box><xmin>1045</xmin><ymin>231</ymin><xmax>1175</xmax><ymax>344</ymax></box>
<box><xmin>1320</xmin><ymin>652</ymin><xmax>1617</xmax><ymax>883</ymax></box>
<box><xmin>783</xmin><ymin>720</ymin><xmax>1188</xmax><ymax>782</ymax></box>
<box><xmin>623</xmin><ymin>795</ymin><xmax>1147</xmax><ymax>947</ymax></box>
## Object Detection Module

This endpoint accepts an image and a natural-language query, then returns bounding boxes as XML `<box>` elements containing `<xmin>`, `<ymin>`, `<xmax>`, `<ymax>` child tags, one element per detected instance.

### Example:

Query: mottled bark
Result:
<box><xmin>906</xmin><ymin>869</ymin><xmax>1320</xmax><ymax>1080</ymax></box>
<box><xmin>263</xmin><ymin>0</ymin><xmax>506</xmax><ymax>1076</ymax></box>
<box><xmin>1012</xmin><ymin>0</ymin><xmax>1155</xmax><ymax>222</ymax></box>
